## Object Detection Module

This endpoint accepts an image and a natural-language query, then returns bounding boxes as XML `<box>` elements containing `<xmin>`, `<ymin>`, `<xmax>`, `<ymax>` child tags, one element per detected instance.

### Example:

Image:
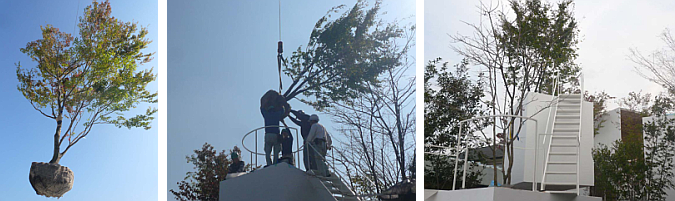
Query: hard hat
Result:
<box><xmin>309</xmin><ymin>114</ymin><xmax>319</xmax><ymax>121</ymax></box>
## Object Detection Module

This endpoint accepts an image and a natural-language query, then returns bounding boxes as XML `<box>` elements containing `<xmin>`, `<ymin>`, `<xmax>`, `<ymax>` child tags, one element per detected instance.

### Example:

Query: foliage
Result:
<box><xmin>171</xmin><ymin>143</ymin><xmax>254</xmax><ymax>201</ymax></box>
<box><xmin>593</xmin><ymin>93</ymin><xmax>675</xmax><ymax>200</ymax></box>
<box><xmin>424</xmin><ymin>154</ymin><xmax>484</xmax><ymax>190</ymax></box>
<box><xmin>282</xmin><ymin>0</ymin><xmax>413</xmax><ymax>111</ymax></box>
<box><xmin>593</xmin><ymin>135</ymin><xmax>647</xmax><ymax>201</ymax></box>
<box><xmin>629</xmin><ymin>28</ymin><xmax>675</xmax><ymax>94</ymax></box>
<box><xmin>424</xmin><ymin>58</ymin><xmax>485</xmax><ymax>146</ymax></box>
<box><xmin>424</xmin><ymin>57</ymin><xmax>487</xmax><ymax>189</ymax></box>
<box><xmin>618</xmin><ymin>91</ymin><xmax>653</xmax><ymax>116</ymax></box>
<box><xmin>330</xmin><ymin>48</ymin><xmax>415</xmax><ymax>195</ymax></box>
<box><xmin>15</xmin><ymin>0</ymin><xmax>156</xmax><ymax>164</ymax></box>
<box><xmin>585</xmin><ymin>91</ymin><xmax>614</xmax><ymax>135</ymax></box>
<box><xmin>449</xmin><ymin>0</ymin><xmax>580</xmax><ymax>185</ymax></box>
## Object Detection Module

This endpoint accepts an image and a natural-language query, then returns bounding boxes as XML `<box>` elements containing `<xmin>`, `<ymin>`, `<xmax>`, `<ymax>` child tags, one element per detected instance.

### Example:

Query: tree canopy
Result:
<box><xmin>282</xmin><ymin>0</ymin><xmax>413</xmax><ymax>110</ymax></box>
<box><xmin>16</xmin><ymin>0</ymin><xmax>156</xmax><ymax>164</ymax></box>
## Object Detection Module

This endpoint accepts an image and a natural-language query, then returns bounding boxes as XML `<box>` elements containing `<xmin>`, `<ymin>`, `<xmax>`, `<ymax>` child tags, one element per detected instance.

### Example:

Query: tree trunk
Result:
<box><xmin>49</xmin><ymin>117</ymin><xmax>63</xmax><ymax>164</ymax></box>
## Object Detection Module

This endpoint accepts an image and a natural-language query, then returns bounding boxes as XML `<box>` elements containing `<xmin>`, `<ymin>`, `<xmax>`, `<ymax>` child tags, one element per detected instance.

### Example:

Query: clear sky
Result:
<box><xmin>425</xmin><ymin>0</ymin><xmax>675</xmax><ymax>109</ymax></box>
<box><xmin>167</xmin><ymin>0</ymin><xmax>414</xmax><ymax>199</ymax></box>
<box><xmin>0</xmin><ymin>1</ymin><xmax>158</xmax><ymax>200</ymax></box>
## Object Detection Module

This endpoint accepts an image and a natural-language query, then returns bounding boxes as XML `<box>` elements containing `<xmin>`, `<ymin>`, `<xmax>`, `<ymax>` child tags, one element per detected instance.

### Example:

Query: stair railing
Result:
<box><xmin>307</xmin><ymin>142</ymin><xmax>361</xmax><ymax>200</ymax></box>
<box><xmin>540</xmin><ymin>73</ymin><xmax>560</xmax><ymax>190</ymax></box>
<box><xmin>452</xmin><ymin>115</ymin><xmax>540</xmax><ymax>191</ymax></box>
<box><xmin>576</xmin><ymin>72</ymin><xmax>584</xmax><ymax>195</ymax></box>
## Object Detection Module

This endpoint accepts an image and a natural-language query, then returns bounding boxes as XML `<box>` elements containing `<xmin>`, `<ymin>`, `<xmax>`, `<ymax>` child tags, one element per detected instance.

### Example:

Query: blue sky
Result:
<box><xmin>0</xmin><ymin>1</ymin><xmax>158</xmax><ymax>200</ymax></box>
<box><xmin>167</xmin><ymin>0</ymin><xmax>414</xmax><ymax>199</ymax></box>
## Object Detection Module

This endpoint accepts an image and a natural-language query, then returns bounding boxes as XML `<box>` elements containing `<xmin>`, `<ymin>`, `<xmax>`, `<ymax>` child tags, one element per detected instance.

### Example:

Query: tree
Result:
<box><xmin>330</xmin><ymin>40</ymin><xmax>415</xmax><ymax>196</ymax></box>
<box><xmin>16</xmin><ymin>0</ymin><xmax>156</xmax><ymax>164</ymax></box>
<box><xmin>593</xmin><ymin>135</ymin><xmax>647</xmax><ymax>201</ymax></box>
<box><xmin>449</xmin><ymin>0</ymin><xmax>580</xmax><ymax>185</ymax></box>
<box><xmin>618</xmin><ymin>91</ymin><xmax>653</xmax><ymax>116</ymax></box>
<box><xmin>629</xmin><ymin>28</ymin><xmax>675</xmax><ymax>94</ymax></box>
<box><xmin>171</xmin><ymin>143</ymin><xmax>254</xmax><ymax>201</ymax></box>
<box><xmin>585</xmin><ymin>91</ymin><xmax>614</xmax><ymax>135</ymax></box>
<box><xmin>425</xmin><ymin>154</ymin><xmax>484</xmax><ymax>190</ymax></box>
<box><xmin>281</xmin><ymin>0</ymin><xmax>413</xmax><ymax>111</ymax></box>
<box><xmin>641</xmin><ymin>94</ymin><xmax>675</xmax><ymax>200</ymax></box>
<box><xmin>592</xmin><ymin>93</ymin><xmax>675</xmax><ymax>200</ymax></box>
<box><xmin>424</xmin><ymin>58</ymin><xmax>487</xmax><ymax>189</ymax></box>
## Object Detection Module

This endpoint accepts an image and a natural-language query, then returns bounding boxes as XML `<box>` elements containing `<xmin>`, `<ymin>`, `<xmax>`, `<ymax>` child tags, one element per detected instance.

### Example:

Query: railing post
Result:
<box><xmin>296</xmin><ymin>130</ymin><xmax>300</xmax><ymax>169</ymax></box>
<box><xmin>453</xmin><ymin>122</ymin><xmax>463</xmax><ymax>190</ymax></box>
<box><xmin>255</xmin><ymin>130</ymin><xmax>258</xmax><ymax>167</ymax></box>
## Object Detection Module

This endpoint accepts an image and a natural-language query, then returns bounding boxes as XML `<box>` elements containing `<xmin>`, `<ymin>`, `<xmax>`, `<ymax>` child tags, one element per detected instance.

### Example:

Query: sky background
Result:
<box><xmin>167</xmin><ymin>0</ymin><xmax>414</xmax><ymax>199</ymax></box>
<box><xmin>0</xmin><ymin>1</ymin><xmax>158</xmax><ymax>200</ymax></box>
<box><xmin>425</xmin><ymin>0</ymin><xmax>675</xmax><ymax>110</ymax></box>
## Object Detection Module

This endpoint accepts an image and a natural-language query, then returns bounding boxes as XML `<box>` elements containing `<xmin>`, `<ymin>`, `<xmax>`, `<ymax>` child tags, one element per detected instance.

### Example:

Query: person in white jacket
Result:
<box><xmin>305</xmin><ymin>114</ymin><xmax>332</xmax><ymax>177</ymax></box>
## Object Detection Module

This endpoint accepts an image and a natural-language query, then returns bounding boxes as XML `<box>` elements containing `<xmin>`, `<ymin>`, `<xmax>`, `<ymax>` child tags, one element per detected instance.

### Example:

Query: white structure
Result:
<box><xmin>219</xmin><ymin>163</ymin><xmax>355</xmax><ymax>201</ymax></box>
<box><xmin>425</xmin><ymin>90</ymin><xmax>596</xmax><ymax>200</ymax></box>
<box><xmin>593</xmin><ymin>108</ymin><xmax>622</xmax><ymax>148</ymax></box>
<box><xmin>227</xmin><ymin>126</ymin><xmax>361</xmax><ymax>201</ymax></box>
<box><xmin>513</xmin><ymin>92</ymin><xmax>594</xmax><ymax>192</ymax></box>
<box><xmin>425</xmin><ymin>187</ymin><xmax>600</xmax><ymax>201</ymax></box>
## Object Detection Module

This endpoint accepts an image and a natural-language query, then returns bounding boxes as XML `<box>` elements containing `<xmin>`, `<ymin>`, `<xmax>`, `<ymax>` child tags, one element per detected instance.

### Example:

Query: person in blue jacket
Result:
<box><xmin>261</xmin><ymin>101</ymin><xmax>287</xmax><ymax>167</ymax></box>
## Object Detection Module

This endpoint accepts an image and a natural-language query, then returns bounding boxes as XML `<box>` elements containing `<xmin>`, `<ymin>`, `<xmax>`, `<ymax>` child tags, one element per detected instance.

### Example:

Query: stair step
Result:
<box><xmin>557</xmin><ymin>103</ymin><xmax>580</xmax><ymax>107</ymax></box>
<box><xmin>544</xmin><ymin>182</ymin><xmax>578</xmax><ymax>186</ymax></box>
<box><xmin>554</xmin><ymin>121</ymin><xmax>579</xmax><ymax>125</ymax></box>
<box><xmin>329</xmin><ymin>188</ymin><xmax>342</xmax><ymax>194</ymax></box>
<box><xmin>556</xmin><ymin>115</ymin><xmax>580</xmax><ymax>119</ymax></box>
<box><xmin>548</xmin><ymin>161</ymin><xmax>577</xmax><ymax>164</ymax></box>
<box><xmin>553</xmin><ymin>128</ymin><xmax>579</xmax><ymax>132</ymax></box>
<box><xmin>545</xmin><ymin>171</ymin><xmax>577</xmax><ymax>174</ymax></box>
<box><xmin>551</xmin><ymin>135</ymin><xmax>578</xmax><ymax>139</ymax></box>
<box><xmin>551</xmin><ymin>144</ymin><xmax>577</xmax><ymax>147</ymax></box>
<box><xmin>545</xmin><ymin>190</ymin><xmax>578</xmax><ymax>194</ymax></box>
<box><xmin>549</xmin><ymin>152</ymin><xmax>577</xmax><ymax>155</ymax></box>
<box><xmin>557</xmin><ymin>109</ymin><xmax>580</xmax><ymax>113</ymax></box>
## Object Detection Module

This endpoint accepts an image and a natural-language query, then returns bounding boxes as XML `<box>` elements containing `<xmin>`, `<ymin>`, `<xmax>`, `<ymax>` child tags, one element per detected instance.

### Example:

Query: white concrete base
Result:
<box><xmin>219</xmin><ymin>163</ymin><xmax>337</xmax><ymax>201</ymax></box>
<box><xmin>424</xmin><ymin>187</ymin><xmax>601</xmax><ymax>201</ymax></box>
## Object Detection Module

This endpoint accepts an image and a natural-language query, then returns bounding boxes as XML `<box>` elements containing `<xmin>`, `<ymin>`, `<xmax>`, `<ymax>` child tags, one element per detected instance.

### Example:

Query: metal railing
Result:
<box><xmin>241</xmin><ymin>126</ymin><xmax>302</xmax><ymax>168</ymax></box>
<box><xmin>437</xmin><ymin>115</ymin><xmax>540</xmax><ymax>191</ymax></box>
<box><xmin>539</xmin><ymin>71</ymin><xmax>584</xmax><ymax>195</ymax></box>
<box><xmin>307</xmin><ymin>142</ymin><xmax>362</xmax><ymax>200</ymax></box>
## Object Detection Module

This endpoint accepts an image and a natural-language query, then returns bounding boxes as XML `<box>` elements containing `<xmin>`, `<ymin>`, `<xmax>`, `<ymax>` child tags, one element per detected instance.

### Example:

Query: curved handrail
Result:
<box><xmin>241</xmin><ymin>126</ymin><xmax>302</xmax><ymax>168</ymax></box>
<box><xmin>241</xmin><ymin>126</ymin><xmax>302</xmax><ymax>155</ymax></box>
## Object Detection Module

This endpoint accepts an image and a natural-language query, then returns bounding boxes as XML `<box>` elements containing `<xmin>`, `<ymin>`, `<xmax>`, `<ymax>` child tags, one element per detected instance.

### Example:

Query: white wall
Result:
<box><xmin>594</xmin><ymin>108</ymin><xmax>622</xmax><ymax>148</ymax></box>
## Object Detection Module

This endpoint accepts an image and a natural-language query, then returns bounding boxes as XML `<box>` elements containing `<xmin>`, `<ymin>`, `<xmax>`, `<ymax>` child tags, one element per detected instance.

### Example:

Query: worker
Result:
<box><xmin>261</xmin><ymin>91</ymin><xmax>288</xmax><ymax>167</ymax></box>
<box><xmin>277</xmin><ymin>128</ymin><xmax>294</xmax><ymax>165</ymax></box>
<box><xmin>305</xmin><ymin>114</ymin><xmax>332</xmax><ymax>177</ymax></box>
<box><xmin>288</xmin><ymin>110</ymin><xmax>314</xmax><ymax>170</ymax></box>
<box><xmin>228</xmin><ymin>146</ymin><xmax>245</xmax><ymax>173</ymax></box>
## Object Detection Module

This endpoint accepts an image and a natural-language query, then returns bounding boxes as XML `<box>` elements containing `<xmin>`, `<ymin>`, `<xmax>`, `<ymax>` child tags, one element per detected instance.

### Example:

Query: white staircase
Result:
<box><xmin>541</xmin><ymin>93</ymin><xmax>582</xmax><ymax>194</ymax></box>
<box><xmin>315</xmin><ymin>172</ymin><xmax>360</xmax><ymax>201</ymax></box>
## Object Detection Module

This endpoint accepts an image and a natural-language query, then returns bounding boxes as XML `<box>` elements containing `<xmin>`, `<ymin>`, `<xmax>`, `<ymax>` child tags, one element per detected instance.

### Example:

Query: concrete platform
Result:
<box><xmin>424</xmin><ymin>187</ymin><xmax>601</xmax><ymax>201</ymax></box>
<box><xmin>219</xmin><ymin>163</ymin><xmax>337</xmax><ymax>201</ymax></box>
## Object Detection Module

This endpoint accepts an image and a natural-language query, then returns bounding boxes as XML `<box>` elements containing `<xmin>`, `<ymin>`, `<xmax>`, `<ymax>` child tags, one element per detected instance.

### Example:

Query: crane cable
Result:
<box><xmin>277</xmin><ymin>0</ymin><xmax>284</xmax><ymax>93</ymax></box>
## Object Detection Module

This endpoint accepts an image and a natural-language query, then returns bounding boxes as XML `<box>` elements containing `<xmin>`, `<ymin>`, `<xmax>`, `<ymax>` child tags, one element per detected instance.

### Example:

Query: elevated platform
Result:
<box><xmin>424</xmin><ymin>187</ymin><xmax>600</xmax><ymax>201</ymax></box>
<box><xmin>219</xmin><ymin>163</ymin><xmax>338</xmax><ymax>201</ymax></box>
